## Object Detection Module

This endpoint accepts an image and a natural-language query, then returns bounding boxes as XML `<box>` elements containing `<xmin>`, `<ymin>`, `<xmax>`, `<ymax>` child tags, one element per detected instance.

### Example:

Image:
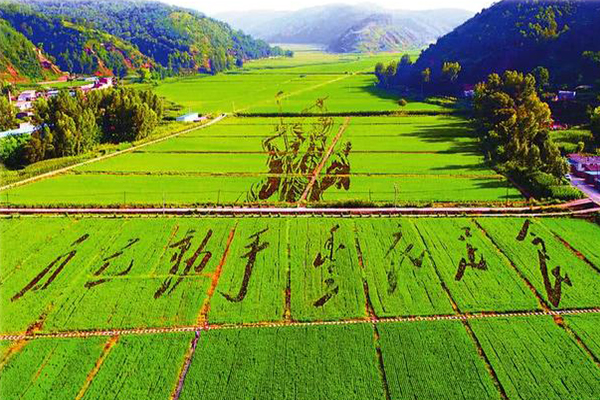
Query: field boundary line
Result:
<box><xmin>171</xmin><ymin>331</ymin><xmax>201</xmax><ymax>400</ymax></box>
<box><xmin>549</xmin><ymin>231</ymin><xmax>600</xmax><ymax>275</ymax></box>
<box><xmin>236</xmin><ymin>74</ymin><xmax>355</xmax><ymax>113</ymax></box>
<box><xmin>298</xmin><ymin>117</ymin><xmax>351</xmax><ymax>204</ymax></box>
<box><xmin>0</xmin><ymin>114</ymin><xmax>228</xmax><ymax>192</ymax></box>
<box><xmin>74</xmin><ymin>335</ymin><xmax>119</xmax><ymax>400</ymax></box>
<box><xmin>197</xmin><ymin>224</ymin><xmax>237</xmax><ymax>324</ymax></box>
<box><xmin>2</xmin><ymin>308</ymin><xmax>600</xmax><ymax>342</ymax></box>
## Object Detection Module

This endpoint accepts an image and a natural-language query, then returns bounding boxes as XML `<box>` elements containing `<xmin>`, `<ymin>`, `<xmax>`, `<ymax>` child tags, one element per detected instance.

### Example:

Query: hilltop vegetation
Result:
<box><xmin>0</xmin><ymin>19</ymin><xmax>59</xmax><ymax>82</ymax></box>
<box><xmin>14</xmin><ymin>0</ymin><xmax>291</xmax><ymax>76</ymax></box>
<box><xmin>399</xmin><ymin>0</ymin><xmax>600</xmax><ymax>88</ymax></box>
<box><xmin>0</xmin><ymin>3</ymin><xmax>152</xmax><ymax>78</ymax></box>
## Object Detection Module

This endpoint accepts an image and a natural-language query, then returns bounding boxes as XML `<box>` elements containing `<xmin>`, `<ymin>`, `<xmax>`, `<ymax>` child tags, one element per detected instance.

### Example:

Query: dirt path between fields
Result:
<box><xmin>1</xmin><ymin>307</ymin><xmax>599</xmax><ymax>342</ymax></box>
<box><xmin>0</xmin><ymin>114</ymin><xmax>228</xmax><ymax>193</ymax></box>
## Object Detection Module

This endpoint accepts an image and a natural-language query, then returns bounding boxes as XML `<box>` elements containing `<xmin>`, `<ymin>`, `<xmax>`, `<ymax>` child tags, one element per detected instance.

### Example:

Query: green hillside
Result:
<box><xmin>406</xmin><ymin>0</ymin><xmax>600</xmax><ymax>87</ymax></box>
<box><xmin>19</xmin><ymin>0</ymin><xmax>291</xmax><ymax>74</ymax></box>
<box><xmin>0</xmin><ymin>19</ymin><xmax>56</xmax><ymax>82</ymax></box>
<box><xmin>0</xmin><ymin>3</ymin><xmax>152</xmax><ymax>78</ymax></box>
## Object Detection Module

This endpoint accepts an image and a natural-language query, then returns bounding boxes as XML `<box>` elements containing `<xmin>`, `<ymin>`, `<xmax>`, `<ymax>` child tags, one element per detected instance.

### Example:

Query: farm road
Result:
<box><xmin>1</xmin><ymin>307</ymin><xmax>599</xmax><ymax>342</ymax></box>
<box><xmin>1</xmin><ymin>203</ymin><xmax>598</xmax><ymax>217</ymax></box>
<box><xmin>0</xmin><ymin>114</ymin><xmax>229</xmax><ymax>193</ymax></box>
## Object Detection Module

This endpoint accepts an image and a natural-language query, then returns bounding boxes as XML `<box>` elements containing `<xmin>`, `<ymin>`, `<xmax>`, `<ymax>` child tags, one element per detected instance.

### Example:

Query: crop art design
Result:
<box><xmin>11</xmin><ymin>234</ymin><xmax>90</xmax><ymax>302</ymax></box>
<box><xmin>220</xmin><ymin>228</ymin><xmax>270</xmax><ymax>303</ymax></box>
<box><xmin>155</xmin><ymin>229</ymin><xmax>214</xmax><ymax>299</ymax></box>
<box><xmin>248</xmin><ymin>97</ymin><xmax>352</xmax><ymax>202</ymax></box>
<box><xmin>516</xmin><ymin>220</ymin><xmax>572</xmax><ymax>307</ymax></box>
<box><xmin>85</xmin><ymin>238</ymin><xmax>139</xmax><ymax>289</ymax></box>
<box><xmin>455</xmin><ymin>227</ymin><xmax>488</xmax><ymax>281</ymax></box>
<box><xmin>313</xmin><ymin>224</ymin><xmax>346</xmax><ymax>307</ymax></box>
<box><xmin>385</xmin><ymin>225</ymin><xmax>425</xmax><ymax>295</ymax></box>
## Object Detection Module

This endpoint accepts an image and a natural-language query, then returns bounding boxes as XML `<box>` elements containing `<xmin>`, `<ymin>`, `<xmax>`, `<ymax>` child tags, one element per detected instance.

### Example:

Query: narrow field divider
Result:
<box><xmin>2</xmin><ymin>308</ymin><xmax>599</xmax><ymax>342</ymax></box>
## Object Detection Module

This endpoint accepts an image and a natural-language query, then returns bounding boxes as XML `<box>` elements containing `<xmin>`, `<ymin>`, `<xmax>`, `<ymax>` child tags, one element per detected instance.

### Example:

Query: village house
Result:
<box><xmin>17</xmin><ymin>90</ymin><xmax>37</xmax><ymax>102</ymax></box>
<box><xmin>569</xmin><ymin>155</ymin><xmax>600</xmax><ymax>191</ymax></box>
<box><xmin>0</xmin><ymin>122</ymin><xmax>36</xmax><ymax>139</ymax></box>
<box><xmin>557</xmin><ymin>90</ymin><xmax>577</xmax><ymax>101</ymax></box>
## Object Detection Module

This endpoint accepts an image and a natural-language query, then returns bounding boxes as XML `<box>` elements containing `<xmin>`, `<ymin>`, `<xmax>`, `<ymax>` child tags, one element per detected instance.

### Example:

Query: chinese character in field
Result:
<box><xmin>515</xmin><ymin>220</ymin><xmax>572</xmax><ymax>307</ymax></box>
<box><xmin>11</xmin><ymin>234</ymin><xmax>90</xmax><ymax>302</ymax></box>
<box><xmin>455</xmin><ymin>227</ymin><xmax>488</xmax><ymax>281</ymax></box>
<box><xmin>313</xmin><ymin>224</ymin><xmax>346</xmax><ymax>269</ymax></box>
<box><xmin>85</xmin><ymin>238</ymin><xmax>140</xmax><ymax>289</ymax></box>
<box><xmin>532</xmin><ymin>237</ymin><xmax>572</xmax><ymax>307</ymax></box>
<box><xmin>385</xmin><ymin>225</ymin><xmax>426</xmax><ymax>294</ymax></box>
<box><xmin>516</xmin><ymin>220</ymin><xmax>531</xmax><ymax>241</ymax></box>
<box><xmin>313</xmin><ymin>225</ymin><xmax>346</xmax><ymax>308</ymax></box>
<box><xmin>220</xmin><ymin>228</ymin><xmax>269</xmax><ymax>303</ymax></box>
<box><xmin>155</xmin><ymin>229</ymin><xmax>214</xmax><ymax>299</ymax></box>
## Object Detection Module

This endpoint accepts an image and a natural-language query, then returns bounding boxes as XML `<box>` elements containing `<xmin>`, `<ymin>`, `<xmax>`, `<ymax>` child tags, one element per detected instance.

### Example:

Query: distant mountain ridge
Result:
<box><xmin>216</xmin><ymin>5</ymin><xmax>473</xmax><ymax>52</ymax></box>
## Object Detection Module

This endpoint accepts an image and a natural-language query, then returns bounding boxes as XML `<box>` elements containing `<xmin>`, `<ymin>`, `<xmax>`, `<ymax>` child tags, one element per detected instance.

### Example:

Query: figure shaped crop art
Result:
<box><xmin>248</xmin><ymin>96</ymin><xmax>351</xmax><ymax>203</ymax></box>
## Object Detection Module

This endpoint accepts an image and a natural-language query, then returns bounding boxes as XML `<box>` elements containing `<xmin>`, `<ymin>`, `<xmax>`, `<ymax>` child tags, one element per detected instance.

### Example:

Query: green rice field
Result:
<box><xmin>1</xmin><ymin>116</ymin><xmax>521</xmax><ymax>206</ymax></box>
<box><xmin>1</xmin><ymin>215</ymin><xmax>599</xmax><ymax>400</ymax></box>
<box><xmin>2</xmin><ymin>49</ymin><xmax>599</xmax><ymax>400</ymax></box>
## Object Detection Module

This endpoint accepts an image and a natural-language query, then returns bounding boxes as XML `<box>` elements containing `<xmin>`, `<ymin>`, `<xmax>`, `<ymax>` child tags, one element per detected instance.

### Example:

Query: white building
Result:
<box><xmin>176</xmin><ymin>112</ymin><xmax>200</xmax><ymax>122</ymax></box>
<box><xmin>17</xmin><ymin>90</ymin><xmax>37</xmax><ymax>102</ymax></box>
<box><xmin>0</xmin><ymin>123</ymin><xmax>36</xmax><ymax>139</ymax></box>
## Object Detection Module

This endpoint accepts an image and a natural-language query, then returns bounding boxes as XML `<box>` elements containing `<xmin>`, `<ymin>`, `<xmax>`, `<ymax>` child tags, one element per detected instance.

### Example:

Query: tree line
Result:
<box><xmin>0</xmin><ymin>85</ymin><xmax>163</xmax><ymax>168</ymax></box>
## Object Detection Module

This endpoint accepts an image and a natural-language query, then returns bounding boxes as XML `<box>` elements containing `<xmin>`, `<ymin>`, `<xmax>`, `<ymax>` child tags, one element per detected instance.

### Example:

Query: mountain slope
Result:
<box><xmin>217</xmin><ymin>5</ymin><xmax>473</xmax><ymax>52</ymax></box>
<box><xmin>410</xmin><ymin>0</ymin><xmax>600</xmax><ymax>86</ymax></box>
<box><xmin>0</xmin><ymin>18</ymin><xmax>60</xmax><ymax>82</ymax></box>
<box><xmin>0</xmin><ymin>3</ymin><xmax>152</xmax><ymax>78</ymax></box>
<box><xmin>20</xmin><ymin>0</ymin><xmax>289</xmax><ymax>74</ymax></box>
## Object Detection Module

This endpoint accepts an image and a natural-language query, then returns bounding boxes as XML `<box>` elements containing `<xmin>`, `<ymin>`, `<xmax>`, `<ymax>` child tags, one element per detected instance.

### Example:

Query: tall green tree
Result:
<box><xmin>474</xmin><ymin>70</ymin><xmax>567</xmax><ymax>178</ymax></box>
<box><xmin>0</xmin><ymin>96</ymin><xmax>18</xmax><ymax>131</ymax></box>
<box><xmin>532</xmin><ymin>66</ymin><xmax>550</xmax><ymax>93</ymax></box>
<box><xmin>442</xmin><ymin>61</ymin><xmax>462</xmax><ymax>83</ymax></box>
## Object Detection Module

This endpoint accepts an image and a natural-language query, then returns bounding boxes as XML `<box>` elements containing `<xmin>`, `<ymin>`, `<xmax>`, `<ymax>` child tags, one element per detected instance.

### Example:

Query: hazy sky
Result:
<box><xmin>163</xmin><ymin>0</ymin><xmax>496</xmax><ymax>15</ymax></box>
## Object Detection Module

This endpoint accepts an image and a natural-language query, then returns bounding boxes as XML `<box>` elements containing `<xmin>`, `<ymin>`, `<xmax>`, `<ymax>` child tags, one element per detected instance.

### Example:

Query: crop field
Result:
<box><xmin>2</xmin><ymin>48</ymin><xmax>600</xmax><ymax>400</ymax></box>
<box><xmin>1</xmin><ymin>115</ymin><xmax>521</xmax><ymax>206</ymax></box>
<box><xmin>1</xmin><ymin>215</ymin><xmax>599</xmax><ymax>400</ymax></box>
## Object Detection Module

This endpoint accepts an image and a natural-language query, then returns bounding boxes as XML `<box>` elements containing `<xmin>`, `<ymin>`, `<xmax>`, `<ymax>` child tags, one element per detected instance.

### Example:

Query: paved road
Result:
<box><xmin>568</xmin><ymin>175</ymin><xmax>600</xmax><ymax>206</ymax></box>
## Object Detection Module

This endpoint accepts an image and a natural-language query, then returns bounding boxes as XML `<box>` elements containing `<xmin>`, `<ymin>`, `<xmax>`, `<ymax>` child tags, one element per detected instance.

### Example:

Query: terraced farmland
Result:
<box><xmin>1</xmin><ymin>115</ymin><xmax>521</xmax><ymax>206</ymax></box>
<box><xmin>1</xmin><ymin>215</ymin><xmax>599</xmax><ymax>400</ymax></box>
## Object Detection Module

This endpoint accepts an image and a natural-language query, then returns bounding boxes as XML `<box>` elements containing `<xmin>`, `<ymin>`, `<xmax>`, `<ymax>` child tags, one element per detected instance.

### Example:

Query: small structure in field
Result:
<box><xmin>176</xmin><ymin>112</ymin><xmax>205</xmax><ymax>122</ymax></box>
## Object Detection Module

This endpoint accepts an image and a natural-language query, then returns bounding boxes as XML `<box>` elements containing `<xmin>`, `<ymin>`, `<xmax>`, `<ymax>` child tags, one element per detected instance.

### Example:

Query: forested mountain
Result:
<box><xmin>16</xmin><ymin>0</ymin><xmax>289</xmax><ymax>74</ymax></box>
<box><xmin>0</xmin><ymin>19</ymin><xmax>60</xmax><ymax>82</ymax></box>
<box><xmin>0</xmin><ymin>2</ymin><xmax>153</xmax><ymax>78</ymax></box>
<box><xmin>217</xmin><ymin>5</ymin><xmax>472</xmax><ymax>52</ymax></box>
<box><xmin>404</xmin><ymin>0</ymin><xmax>600</xmax><ymax>87</ymax></box>
<box><xmin>0</xmin><ymin>0</ymin><xmax>289</xmax><ymax>81</ymax></box>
